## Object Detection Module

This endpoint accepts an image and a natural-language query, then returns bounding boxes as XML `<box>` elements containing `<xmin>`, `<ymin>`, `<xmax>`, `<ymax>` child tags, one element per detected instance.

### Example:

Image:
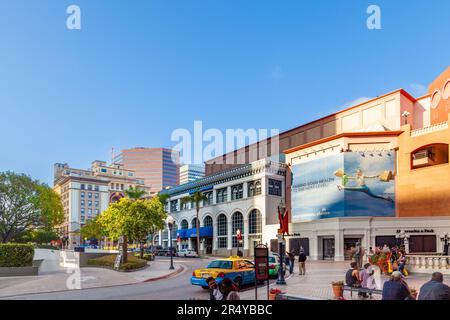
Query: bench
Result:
<box><xmin>343</xmin><ymin>285</ymin><xmax>382</xmax><ymax>298</ymax></box>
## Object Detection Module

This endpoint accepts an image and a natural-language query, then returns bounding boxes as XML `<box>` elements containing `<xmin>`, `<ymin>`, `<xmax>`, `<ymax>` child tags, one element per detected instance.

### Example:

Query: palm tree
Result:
<box><xmin>125</xmin><ymin>186</ymin><xmax>146</xmax><ymax>200</ymax></box>
<box><xmin>181</xmin><ymin>191</ymin><xmax>207</xmax><ymax>255</ymax></box>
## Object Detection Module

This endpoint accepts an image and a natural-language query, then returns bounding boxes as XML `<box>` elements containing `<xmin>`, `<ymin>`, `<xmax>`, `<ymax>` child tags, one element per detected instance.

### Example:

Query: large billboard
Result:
<box><xmin>291</xmin><ymin>151</ymin><xmax>395</xmax><ymax>221</ymax></box>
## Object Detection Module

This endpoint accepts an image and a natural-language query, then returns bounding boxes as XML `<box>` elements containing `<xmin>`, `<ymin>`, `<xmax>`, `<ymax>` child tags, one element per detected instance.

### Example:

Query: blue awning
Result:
<box><xmin>177</xmin><ymin>227</ymin><xmax>213</xmax><ymax>239</ymax></box>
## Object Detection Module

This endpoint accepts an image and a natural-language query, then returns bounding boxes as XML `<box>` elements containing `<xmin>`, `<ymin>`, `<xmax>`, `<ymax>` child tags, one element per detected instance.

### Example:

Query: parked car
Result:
<box><xmin>177</xmin><ymin>249</ymin><xmax>198</xmax><ymax>258</ymax></box>
<box><xmin>155</xmin><ymin>248</ymin><xmax>177</xmax><ymax>256</ymax></box>
<box><xmin>268</xmin><ymin>255</ymin><xmax>280</xmax><ymax>278</ymax></box>
<box><xmin>191</xmin><ymin>256</ymin><xmax>254</xmax><ymax>289</ymax></box>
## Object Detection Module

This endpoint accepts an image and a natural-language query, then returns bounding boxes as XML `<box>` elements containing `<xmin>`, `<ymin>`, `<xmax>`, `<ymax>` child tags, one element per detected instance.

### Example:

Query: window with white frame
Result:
<box><xmin>203</xmin><ymin>216</ymin><xmax>213</xmax><ymax>228</ymax></box>
<box><xmin>231</xmin><ymin>211</ymin><xmax>244</xmax><ymax>248</ymax></box>
<box><xmin>217</xmin><ymin>214</ymin><xmax>227</xmax><ymax>248</ymax></box>
<box><xmin>248</xmin><ymin>209</ymin><xmax>262</xmax><ymax>234</ymax></box>
<box><xmin>268</xmin><ymin>179</ymin><xmax>282</xmax><ymax>196</ymax></box>
<box><xmin>231</xmin><ymin>184</ymin><xmax>243</xmax><ymax>200</ymax></box>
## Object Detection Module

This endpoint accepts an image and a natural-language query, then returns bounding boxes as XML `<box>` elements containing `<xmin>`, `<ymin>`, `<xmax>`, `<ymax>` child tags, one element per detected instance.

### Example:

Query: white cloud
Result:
<box><xmin>409</xmin><ymin>83</ymin><xmax>428</xmax><ymax>97</ymax></box>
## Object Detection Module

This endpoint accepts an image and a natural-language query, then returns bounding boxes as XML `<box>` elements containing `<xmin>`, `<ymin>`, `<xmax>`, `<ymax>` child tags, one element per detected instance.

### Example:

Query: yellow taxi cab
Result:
<box><xmin>191</xmin><ymin>256</ymin><xmax>255</xmax><ymax>289</ymax></box>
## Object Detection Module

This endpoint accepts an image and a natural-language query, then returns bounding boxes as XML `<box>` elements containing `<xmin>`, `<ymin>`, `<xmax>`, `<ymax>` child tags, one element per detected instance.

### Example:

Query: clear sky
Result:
<box><xmin>1</xmin><ymin>0</ymin><xmax>449</xmax><ymax>185</ymax></box>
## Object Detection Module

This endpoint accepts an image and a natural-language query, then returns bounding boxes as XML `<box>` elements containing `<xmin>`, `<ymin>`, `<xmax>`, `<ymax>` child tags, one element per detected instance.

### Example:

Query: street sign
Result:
<box><xmin>114</xmin><ymin>252</ymin><xmax>122</xmax><ymax>270</ymax></box>
<box><xmin>254</xmin><ymin>244</ymin><xmax>269</xmax><ymax>300</ymax></box>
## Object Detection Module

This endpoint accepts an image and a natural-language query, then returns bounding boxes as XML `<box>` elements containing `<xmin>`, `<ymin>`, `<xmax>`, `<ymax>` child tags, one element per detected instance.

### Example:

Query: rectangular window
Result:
<box><xmin>88</xmin><ymin>201</ymin><xmax>92</xmax><ymax>206</ymax></box>
<box><xmin>81</xmin><ymin>208</ymin><xmax>85</xmax><ymax>214</ymax></box>
<box><xmin>81</xmin><ymin>192</ymin><xmax>85</xmax><ymax>198</ymax></box>
<box><xmin>94</xmin><ymin>185</ymin><xmax>99</xmax><ymax>191</ymax></box>
<box><xmin>80</xmin><ymin>184</ymin><xmax>85</xmax><ymax>190</ymax></box>
<box><xmin>268</xmin><ymin>179</ymin><xmax>282</xmax><ymax>196</ymax></box>
<box><xmin>87</xmin><ymin>185</ymin><xmax>92</xmax><ymax>190</ymax></box>
<box><xmin>101</xmin><ymin>168</ymin><xmax>107</xmax><ymax>173</ymax></box>
<box><xmin>88</xmin><ymin>209</ymin><xmax>92</xmax><ymax>215</ymax></box>
<box><xmin>94</xmin><ymin>209</ymin><xmax>99</xmax><ymax>215</ymax></box>
<box><xmin>95</xmin><ymin>193</ymin><xmax>99</xmax><ymax>199</ymax></box>
<box><xmin>95</xmin><ymin>201</ymin><xmax>99</xmax><ymax>207</ymax></box>
<box><xmin>88</xmin><ymin>193</ymin><xmax>92</xmax><ymax>198</ymax></box>
<box><xmin>170</xmin><ymin>200</ymin><xmax>179</xmax><ymax>212</ymax></box>
<box><xmin>81</xmin><ymin>200</ymin><xmax>85</xmax><ymax>206</ymax></box>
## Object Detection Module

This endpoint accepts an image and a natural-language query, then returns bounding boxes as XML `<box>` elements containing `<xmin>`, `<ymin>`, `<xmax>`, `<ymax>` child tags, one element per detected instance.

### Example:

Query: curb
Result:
<box><xmin>143</xmin><ymin>265</ymin><xmax>185</xmax><ymax>282</ymax></box>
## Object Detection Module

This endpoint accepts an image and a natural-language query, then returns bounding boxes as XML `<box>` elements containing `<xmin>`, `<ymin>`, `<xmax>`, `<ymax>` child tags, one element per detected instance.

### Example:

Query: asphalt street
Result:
<box><xmin>2</xmin><ymin>257</ymin><xmax>276</xmax><ymax>300</ymax></box>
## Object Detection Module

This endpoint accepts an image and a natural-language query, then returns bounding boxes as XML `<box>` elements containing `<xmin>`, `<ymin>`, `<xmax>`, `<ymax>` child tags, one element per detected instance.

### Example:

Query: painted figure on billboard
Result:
<box><xmin>291</xmin><ymin>151</ymin><xmax>395</xmax><ymax>221</ymax></box>
<box><xmin>335</xmin><ymin>168</ymin><xmax>394</xmax><ymax>202</ymax></box>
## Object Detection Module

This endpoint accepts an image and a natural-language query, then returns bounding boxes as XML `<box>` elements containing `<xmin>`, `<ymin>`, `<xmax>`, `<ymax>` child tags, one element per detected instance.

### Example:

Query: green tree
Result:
<box><xmin>180</xmin><ymin>191</ymin><xmax>207</xmax><ymax>255</ymax></box>
<box><xmin>0</xmin><ymin>172</ymin><xmax>64</xmax><ymax>243</ymax></box>
<box><xmin>125</xmin><ymin>186</ymin><xmax>146</xmax><ymax>200</ymax></box>
<box><xmin>97</xmin><ymin>197</ymin><xmax>166</xmax><ymax>263</ymax></box>
<box><xmin>80</xmin><ymin>217</ymin><xmax>105</xmax><ymax>241</ymax></box>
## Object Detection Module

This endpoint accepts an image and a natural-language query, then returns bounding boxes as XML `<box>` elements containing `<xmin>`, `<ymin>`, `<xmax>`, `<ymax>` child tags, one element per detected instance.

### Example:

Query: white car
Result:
<box><xmin>177</xmin><ymin>249</ymin><xmax>198</xmax><ymax>258</ymax></box>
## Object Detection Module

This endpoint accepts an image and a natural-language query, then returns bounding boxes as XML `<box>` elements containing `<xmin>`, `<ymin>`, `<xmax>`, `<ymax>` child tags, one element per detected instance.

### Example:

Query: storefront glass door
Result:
<box><xmin>323</xmin><ymin>238</ymin><xmax>335</xmax><ymax>260</ymax></box>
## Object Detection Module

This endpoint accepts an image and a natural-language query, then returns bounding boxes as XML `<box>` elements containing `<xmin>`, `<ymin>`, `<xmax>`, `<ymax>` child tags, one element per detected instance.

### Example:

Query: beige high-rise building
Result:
<box><xmin>53</xmin><ymin>161</ymin><xmax>150</xmax><ymax>247</ymax></box>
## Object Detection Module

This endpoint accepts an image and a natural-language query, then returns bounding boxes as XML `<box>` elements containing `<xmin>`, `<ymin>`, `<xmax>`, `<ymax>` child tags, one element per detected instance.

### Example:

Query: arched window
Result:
<box><xmin>248</xmin><ymin>182</ymin><xmax>255</xmax><ymax>197</ymax></box>
<box><xmin>191</xmin><ymin>217</ymin><xmax>199</xmax><ymax>229</ymax></box>
<box><xmin>216</xmin><ymin>188</ymin><xmax>227</xmax><ymax>203</ymax></box>
<box><xmin>248</xmin><ymin>209</ymin><xmax>262</xmax><ymax>234</ymax></box>
<box><xmin>203</xmin><ymin>216</ymin><xmax>213</xmax><ymax>228</ymax></box>
<box><xmin>171</xmin><ymin>222</ymin><xmax>178</xmax><ymax>241</ymax></box>
<box><xmin>411</xmin><ymin>144</ymin><xmax>449</xmax><ymax>169</ymax></box>
<box><xmin>231</xmin><ymin>184</ymin><xmax>243</xmax><ymax>200</ymax></box>
<box><xmin>181</xmin><ymin>219</ymin><xmax>189</xmax><ymax>230</ymax></box>
<box><xmin>231</xmin><ymin>211</ymin><xmax>244</xmax><ymax>248</ymax></box>
<box><xmin>162</xmin><ymin>229</ymin><xmax>169</xmax><ymax>247</ymax></box>
<box><xmin>217</xmin><ymin>214</ymin><xmax>227</xmax><ymax>248</ymax></box>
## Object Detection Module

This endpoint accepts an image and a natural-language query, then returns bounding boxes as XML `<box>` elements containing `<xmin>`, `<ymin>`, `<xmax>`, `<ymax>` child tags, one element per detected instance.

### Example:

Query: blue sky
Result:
<box><xmin>1</xmin><ymin>0</ymin><xmax>449</xmax><ymax>185</ymax></box>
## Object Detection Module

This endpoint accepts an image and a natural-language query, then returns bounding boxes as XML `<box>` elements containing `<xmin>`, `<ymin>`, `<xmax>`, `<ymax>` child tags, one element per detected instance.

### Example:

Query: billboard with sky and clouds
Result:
<box><xmin>291</xmin><ymin>151</ymin><xmax>395</xmax><ymax>221</ymax></box>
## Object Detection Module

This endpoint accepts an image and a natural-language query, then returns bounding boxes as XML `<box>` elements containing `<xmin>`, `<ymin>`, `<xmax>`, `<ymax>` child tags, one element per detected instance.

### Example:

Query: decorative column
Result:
<box><xmin>404</xmin><ymin>236</ymin><xmax>410</xmax><ymax>254</ymax></box>
<box><xmin>334</xmin><ymin>230</ymin><xmax>345</xmax><ymax>262</ymax></box>
<box><xmin>243</xmin><ymin>182</ymin><xmax>248</xmax><ymax>198</ymax></box>
<box><xmin>213</xmin><ymin>221</ymin><xmax>218</xmax><ymax>252</ymax></box>
<box><xmin>213</xmin><ymin>189</ymin><xmax>217</xmax><ymax>205</ymax></box>
<box><xmin>227</xmin><ymin>220</ymin><xmax>233</xmax><ymax>254</ymax></box>
<box><xmin>243</xmin><ymin>218</ymin><xmax>249</xmax><ymax>256</ymax></box>
<box><xmin>227</xmin><ymin>186</ymin><xmax>232</xmax><ymax>202</ymax></box>
<box><xmin>310</xmin><ymin>232</ymin><xmax>319</xmax><ymax>260</ymax></box>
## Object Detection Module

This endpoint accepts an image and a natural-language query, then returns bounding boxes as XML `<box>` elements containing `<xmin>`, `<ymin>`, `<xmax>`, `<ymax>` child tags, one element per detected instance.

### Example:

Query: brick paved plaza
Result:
<box><xmin>241</xmin><ymin>260</ymin><xmax>436</xmax><ymax>300</ymax></box>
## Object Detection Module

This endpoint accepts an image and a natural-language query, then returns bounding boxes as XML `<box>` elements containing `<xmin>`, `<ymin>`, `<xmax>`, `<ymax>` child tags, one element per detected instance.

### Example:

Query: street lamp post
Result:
<box><xmin>440</xmin><ymin>232</ymin><xmax>449</xmax><ymax>256</ymax></box>
<box><xmin>276</xmin><ymin>200</ymin><xmax>286</xmax><ymax>285</ymax></box>
<box><xmin>166</xmin><ymin>215</ymin><xmax>175</xmax><ymax>270</ymax></box>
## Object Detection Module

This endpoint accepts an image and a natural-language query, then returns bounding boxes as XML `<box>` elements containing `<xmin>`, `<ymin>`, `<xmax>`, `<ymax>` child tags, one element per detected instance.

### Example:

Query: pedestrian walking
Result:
<box><xmin>418</xmin><ymin>272</ymin><xmax>450</xmax><ymax>300</ymax></box>
<box><xmin>206</xmin><ymin>277</ymin><xmax>223</xmax><ymax>301</ymax></box>
<box><xmin>398</xmin><ymin>250</ymin><xmax>407</xmax><ymax>276</ymax></box>
<box><xmin>287</xmin><ymin>251</ymin><xmax>295</xmax><ymax>274</ymax></box>
<box><xmin>298</xmin><ymin>248</ymin><xmax>307</xmax><ymax>275</ymax></box>
<box><xmin>221</xmin><ymin>278</ymin><xmax>240</xmax><ymax>300</ymax></box>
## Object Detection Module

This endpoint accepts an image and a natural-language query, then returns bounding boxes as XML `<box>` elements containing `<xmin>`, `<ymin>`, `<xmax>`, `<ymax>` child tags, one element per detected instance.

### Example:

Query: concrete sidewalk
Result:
<box><xmin>0</xmin><ymin>260</ymin><xmax>184</xmax><ymax>298</ymax></box>
<box><xmin>240</xmin><ymin>260</ymin><xmax>433</xmax><ymax>300</ymax></box>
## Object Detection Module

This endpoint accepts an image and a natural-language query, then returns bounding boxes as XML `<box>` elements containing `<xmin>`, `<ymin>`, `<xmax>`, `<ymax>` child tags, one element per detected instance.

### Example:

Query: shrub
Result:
<box><xmin>0</xmin><ymin>243</ymin><xmax>35</xmax><ymax>267</ymax></box>
<box><xmin>88</xmin><ymin>254</ymin><xmax>147</xmax><ymax>271</ymax></box>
